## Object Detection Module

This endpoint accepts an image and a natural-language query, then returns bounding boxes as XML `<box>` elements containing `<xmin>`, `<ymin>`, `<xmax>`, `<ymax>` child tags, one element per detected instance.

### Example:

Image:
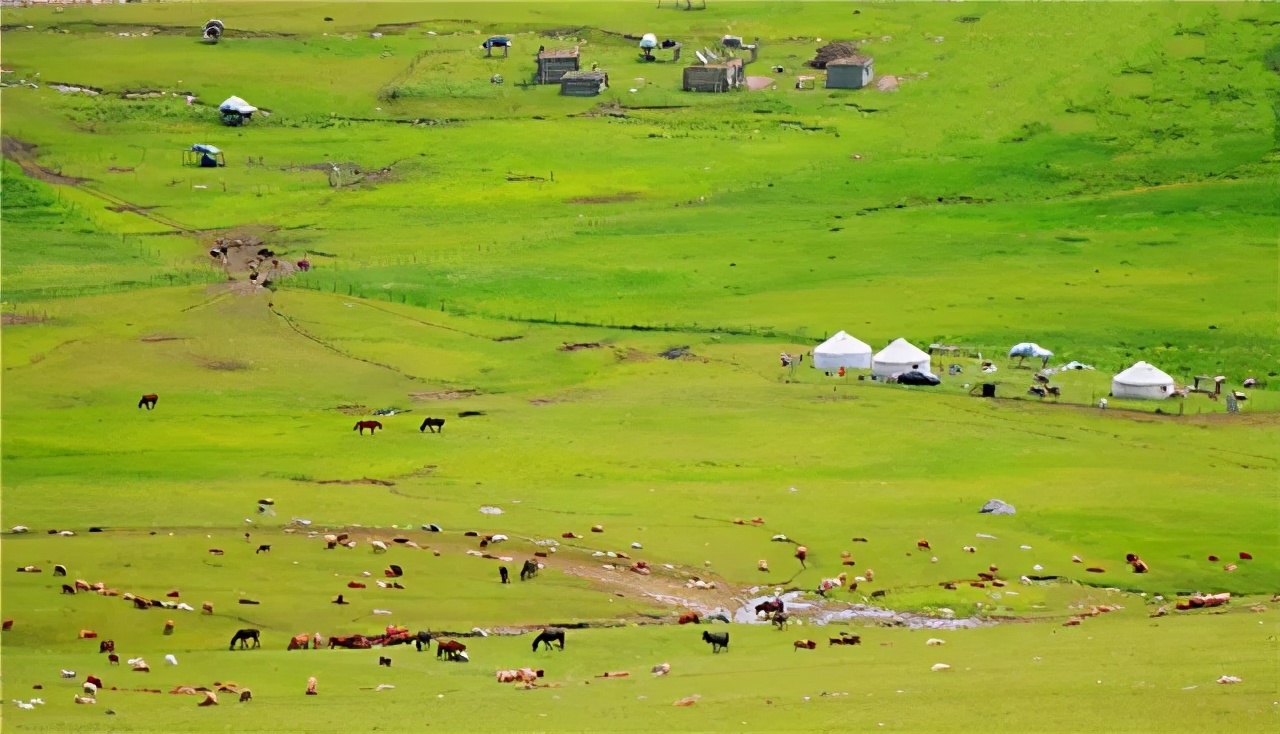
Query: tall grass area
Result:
<box><xmin>2</xmin><ymin>2</ymin><xmax>1278</xmax><ymax>730</ymax></box>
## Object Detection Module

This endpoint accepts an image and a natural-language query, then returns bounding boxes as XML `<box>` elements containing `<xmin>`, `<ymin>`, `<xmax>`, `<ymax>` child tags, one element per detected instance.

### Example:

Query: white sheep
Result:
<box><xmin>61</xmin><ymin>670</ymin><xmax>76</xmax><ymax>678</ymax></box>
<box><xmin>371</xmin><ymin>540</ymin><xmax>388</xmax><ymax>553</ymax></box>
<box><xmin>83</xmin><ymin>682</ymin><xmax>97</xmax><ymax>695</ymax></box>
<box><xmin>165</xmin><ymin>654</ymin><xmax>178</xmax><ymax>666</ymax></box>
<box><xmin>931</xmin><ymin>663</ymin><xmax>951</xmax><ymax>672</ymax></box>
<box><xmin>926</xmin><ymin>638</ymin><xmax>945</xmax><ymax>646</ymax></box>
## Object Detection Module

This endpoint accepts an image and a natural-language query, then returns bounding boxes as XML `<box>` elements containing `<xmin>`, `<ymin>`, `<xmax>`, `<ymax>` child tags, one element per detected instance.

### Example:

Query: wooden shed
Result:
<box><xmin>560</xmin><ymin>71</ymin><xmax>609</xmax><ymax>97</ymax></box>
<box><xmin>536</xmin><ymin>46</ymin><xmax>580</xmax><ymax>84</ymax></box>
<box><xmin>825</xmin><ymin>56</ymin><xmax>874</xmax><ymax>89</ymax></box>
<box><xmin>682</xmin><ymin>58</ymin><xmax>744</xmax><ymax>93</ymax></box>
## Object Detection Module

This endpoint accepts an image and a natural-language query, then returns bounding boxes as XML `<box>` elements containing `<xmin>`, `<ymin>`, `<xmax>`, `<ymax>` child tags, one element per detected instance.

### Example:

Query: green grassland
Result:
<box><xmin>2</xmin><ymin>1</ymin><xmax>1279</xmax><ymax>731</ymax></box>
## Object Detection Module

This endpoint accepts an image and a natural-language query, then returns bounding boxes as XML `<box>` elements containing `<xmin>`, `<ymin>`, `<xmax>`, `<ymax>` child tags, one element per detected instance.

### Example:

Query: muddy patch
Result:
<box><xmin>734</xmin><ymin>591</ymin><xmax>991</xmax><ymax>630</ymax></box>
<box><xmin>139</xmin><ymin>334</ymin><xmax>185</xmax><ymax>343</ymax></box>
<box><xmin>564</xmin><ymin>192</ymin><xmax>640</xmax><ymax>205</ymax></box>
<box><xmin>307</xmin><ymin>477</ymin><xmax>396</xmax><ymax>487</ymax></box>
<box><xmin>2</xmin><ymin>136</ymin><xmax>86</xmax><ymax>185</ymax></box>
<box><xmin>659</xmin><ymin>346</ymin><xmax>692</xmax><ymax>360</ymax></box>
<box><xmin>332</xmin><ymin>404</ymin><xmax>370</xmax><ymax>415</ymax></box>
<box><xmin>614</xmin><ymin>348</ymin><xmax>652</xmax><ymax>363</ymax></box>
<box><xmin>409</xmin><ymin>389</ymin><xmax>478</xmax><ymax>401</ymax></box>
<box><xmin>559</xmin><ymin>342</ymin><xmax>603</xmax><ymax>352</ymax></box>
<box><xmin>195</xmin><ymin>357</ymin><xmax>251</xmax><ymax>371</ymax></box>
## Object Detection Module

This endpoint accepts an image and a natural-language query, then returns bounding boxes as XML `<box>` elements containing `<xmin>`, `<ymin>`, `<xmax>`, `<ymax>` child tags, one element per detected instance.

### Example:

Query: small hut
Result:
<box><xmin>825</xmin><ymin>56</ymin><xmax>874</xmax><ymax>89</ymax></box>
<box><xmin>218</xmin><ymin>96</ymin><xmax>257</xmax><ymax>126</ymax></box>
<box><xmin>683</xmin><ymin>58</ymin><xmax>743</xmax><ymax>92</ymax></box>
<box><xmin>560</xmin><ymin>70</ymin><xmax>609</xmax><ymax>97</ymax></box>
<box><xmin>536</xmin><ymin>46</ymin><xmax>580</xmax><ymax>83</ymax></box>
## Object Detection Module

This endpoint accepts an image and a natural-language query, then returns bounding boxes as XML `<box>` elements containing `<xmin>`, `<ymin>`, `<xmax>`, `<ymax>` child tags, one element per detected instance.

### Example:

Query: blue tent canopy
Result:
<box><xmin>482</xmin><ymin>36</ymin><xmax>510</xmax><ymax>48</ymax></box>
<box><xmin>190</xmin><ymin>144</ymin><xmax>222</xmax><ymax>155</ymax></box>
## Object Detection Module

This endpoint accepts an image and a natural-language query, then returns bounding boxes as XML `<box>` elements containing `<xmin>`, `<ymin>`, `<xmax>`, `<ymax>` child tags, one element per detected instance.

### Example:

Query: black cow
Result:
<box><xmin>520</xmin><ymin>559</ymin><xmax>539</xmax><ymax>581</ymax></box>
<box><xmin>532</xmin><ymin>628</ymin><xmax>565</xmax><ymax>651</ymax></box>
<box><xmin>499</xmin><ymin>566</ymin><xmax>510</xmax><ymax>584</ymax></box>
<box><xmin>419</xmin><ymin>418</ymin><xmax>445</xmax><ymax>433</ymax></box>
<box><xmin>414</xmin><ymin>630</ymin><xmax>433</xmax><ymax>652</ymax></box>
<box><xmin>702</xmin><ymin>630</ymin><xmax>729</xmax><ymax>653</ymax></box>
<box><xmin>229</xmin><ymin>629</ymin><xmax>261</xmax><ymax>650</ymax></box>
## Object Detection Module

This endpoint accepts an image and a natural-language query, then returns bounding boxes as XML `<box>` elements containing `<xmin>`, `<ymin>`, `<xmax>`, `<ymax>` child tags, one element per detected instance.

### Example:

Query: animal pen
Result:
<box><xmin>536</xmin><ymin>47</ymin><xmax>580</xmax><ymax>83</ymax></box>
<box><xmin>559</xmin><ymin>71</ymin><xmax>609</xmax><ymax>97</ymax></box>
<box><xmin>682</xmin><ymin>40</ymin><xmax>757</xmax><ymax>93</ymax></box>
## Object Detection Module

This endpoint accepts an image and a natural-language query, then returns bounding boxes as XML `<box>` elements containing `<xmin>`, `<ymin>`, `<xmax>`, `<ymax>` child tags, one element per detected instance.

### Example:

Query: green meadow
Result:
<box><xmin>1</xmin><ymin>1</ymin><xmax>1278</xmax><ymax>730</ymax></box>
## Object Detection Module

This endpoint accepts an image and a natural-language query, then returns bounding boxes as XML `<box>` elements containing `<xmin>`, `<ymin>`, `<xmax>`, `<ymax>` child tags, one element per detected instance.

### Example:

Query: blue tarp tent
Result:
<box><xmin>184</xmin><ymin>144</ymin><xmax>225</xmax><ymax>168</ymax></box>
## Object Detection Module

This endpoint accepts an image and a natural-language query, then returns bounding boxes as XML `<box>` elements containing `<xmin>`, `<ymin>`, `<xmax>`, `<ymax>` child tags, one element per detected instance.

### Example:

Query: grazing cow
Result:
<box><xmin>2</xmin><ymin>619</ymin><xmax>12</xmax><ymax>631</ymax></box>
<box><xmin>255</xmin><ymin>544</ymin><xmax>271</xmax><ymax>554</ymax></box>
<box><xmin>978</xmin><ymin>572</ymin><xmax>995</xmax><ymax>581</ymax></box>
<box><xmin>701</xmin><ymin>631</ymin><xmax>729</xmax><ymax>653</ymax></box>
<box><xmin>436</xmin><ymin>639</ymin><xmax>467</xmax><ymax>661</ymax></box>
<box><xmin>793</xmin><ymin>639</ymin><xmax>817</xmax><ymax>651</ymax></box>
<box><xmin>419</xmin><ymin>418</ymin><xmax>445</xmax><ymax>433</ymax></box>
<box><xmin>1047</xmin><ymin>386</ymin><xmax>1061</xmax><ymax>397</ymax></box>
<box><xmin>1028</xmin><ymin>386</ymin><xmax>1047</xmax><ymax>398</ymax></box>
<box><xmin>499</xmin><ymin>566</ymin><xmax>510</xmax><ymax>584</ymax></box>
<box><xmin>108</xmin><ymin>654</ymin><xmax>119</xmax><ymax>665</ymax></box>
<box><xmin>414</xmin><ymin>631</ymin><xmax>434</xmax><ymax>652</ymax></box>
<box><xmin>229</xmin><ymin>629</ymin><xmax>261</xmax><ymax>650</ymax></box>
<box><xmin>202</xmin><ymin>602</ymin><xmax>214</xmax><ymax>614</ymax></box>
<box><xmin>53</xmin><ymin>564</ymin><xmax>67</xmax><ymax>577</ymax></box>
<box><xmin>99</xmin><ymin>640</ymin><xmax>115</xmax><ymax>654</ymax></box>
<box><xmin>85</xmin><ymin>675</ymin><xmax>104</xmax><ymax>690</ymax></box>
<box><xmin>62</xmin><ymin>584</ymin><xmax>76</xmax><ymax>595</ymax></box>
<box><xmin>677</xmin><ymin>612</ymin><xmax>701</xmax><ymax>625</ymax></box>
<box><xmin>287</xmin><ymin>633</ymin><xmax>310</xmax><ymax>651</ymax></box>
<box><xmin>755</xmin><ymin>599</ymin><xmax>785</xmax><ymax>617</ymax></box>
<box><xmin>138</xmin><ymin>394</ymin><xmax>159</xmax><ymax>410</ymax></box>
<box><xmin>79</xmin><ymin>630</ymin><xmax>98</xmax><ymax>639</ymax></box>
<box><xmin>771</xmin><ymin>612</ymin><xmax>789</xmax><ymax>630</ymax></box>
<box><xmin>379</xmin><ymin>656</ymin><xmax>392</xmax><ymax>667</ymax></box>
<box><xmin>829</xmin><ymin>633</ymin><xmax>861</xmax><ymax>646</ymax></box>
<box><xmin>917</xmin><ymin>540</ymin><xmax>931</xmax><ymax>551</ymax></box>
<box><xmin>1239</xmin><ymin>552</ymin><xmax>1253</xmax><ymax>561</ymax></box>
<box><xmin>532</xmin><ymin>628</ymin><xmax>566</xmax><ymax>651</ymax></box>
<box><xmin>520</xmin><ymin>559</ymin><xmax>539</xmax><ymax>581</ymax></box>
<box><xmin>353</xmin><ymin>420</ymin><xmax>383</xmax><ymax>435</ymax></box>
<box><xmin>239</xmin><ymin>690</ymin><xmax>252</xmax><ymax>702</ymax></box>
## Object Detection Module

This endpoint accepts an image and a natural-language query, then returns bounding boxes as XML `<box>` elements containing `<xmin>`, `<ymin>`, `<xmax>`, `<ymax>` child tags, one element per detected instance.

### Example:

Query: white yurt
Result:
<box><xmin>812</xmin><ymin>331</ymin><xmax>872</xmax><ymax>370</ymax></box>
<box><xmin>872</xmin><ymin>338</ymin><xmax>932</xmax><ymax>377</ymax></box>
<box><xmin>1111</xmin><ymin>361</ymin><xmax>1176</xmax><ymax>400</ymax></box>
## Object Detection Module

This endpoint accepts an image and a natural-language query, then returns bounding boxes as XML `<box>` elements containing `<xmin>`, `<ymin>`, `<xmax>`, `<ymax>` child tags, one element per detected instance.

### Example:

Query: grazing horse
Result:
<box><xmin>353</xmin><ymin>420</ymin><xmax>383</xmax><ymax>435</ymax></box>
<box><xmin>701</xmin><ymin>630</ymin><xmax>729</xmax><ymax>653</ymax></box>
<box><xmin>229</xmin><ymin>629</ymin><xmax>261</xmax><ymax>650</ymax></box>
<box><xmin>138</xmin><ymin>394</ymin><xmax>159</xmax><ymax>410</ymax></box>
<box><xmin>499</xmin><ymin>566</ymin><xmax>510</xmax><ymax>584</ymax></box>
<box><xmin>414</xmin><ymin>630</ymin><xmax>434</xmax><ymax>652</ymax></box>
<box><xmin>99</xmin><ymin>640</ymin><xmax>115</xmax><ymax>654</ymax></box>
<box><xmin>771</xmin><ymin>611</ymin><xmax>789</xmax><ymax>630</ymax></box>
<box><xmin>419</xmin><ymin>417</ymin><xmax>445</xmax><ymax>434</ymax></box>
<box><xmin>436</xmin><ymin>639</ymin><xmax>466</xmax><ymax>661</ymax></box>
<box><xmin>256</xmin><ymin>544</ymin><xmax>271</xmax><ymax>554</ymax></box>
<box><xmin>287</xmin><ymin>633</ymin><xmax>310</xmax><ymax>651</ymax></box>
<box><xmin>755</xmin><ymin>599</ymin><xmax>785</xmax><ymax>616</ymax></box>
<box><xmin>328</xmin><ymin>635</ymin><xmax>371</xmax><ymax>649</ymax></box>
<box><xmin>520</xmin><ymin>559</ymin><xmax>539</xmax><ymax>581</ymax></box>
<box><xmin>532</xmin><ymin>628</ymin><xmax>566</xmax><ymax>651</ymax></box>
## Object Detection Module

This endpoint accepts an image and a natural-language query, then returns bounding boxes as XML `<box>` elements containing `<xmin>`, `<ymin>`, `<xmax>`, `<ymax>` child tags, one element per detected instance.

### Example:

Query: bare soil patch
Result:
<box><xmin>139</xmin><ymin>334</ymin><xmax>185</xmax><ymax>343</ymax></box>
<box><xmin>2</xmin><ymin>136</ymin><xmax>86</xmax><ymax>185</ymax></box>
<box><xmin>409</xmin><ymin>389</ymin><xmax>478</xmax><ymax>401</ymax></box>
<box><xmin>307</xmin><ymin>477</ymin><xmax>396</xmax><ymax>487</ymax></box>
<box><xmin>332</xmin><ymin>404</ymin><xmax>369</xmax><ymax>415</ymax></box>
<box><xmin>565</xmin><ymin>192</ymin><xmax>640</xmax><ymax>205</ymax></box>
<box><xmin>2</xmin><ymin>312</ymin><xmax>47</xmax><ymax>326</ymax></box>
<box><xmin>195</xmin><ymin>357</ymin><xmax>252</xmax><ymax>371</ymax></box>
<box><xmin>559</xmin><ymin>342</ymin><xmax>603</xmax><ymax>351</ymax></box>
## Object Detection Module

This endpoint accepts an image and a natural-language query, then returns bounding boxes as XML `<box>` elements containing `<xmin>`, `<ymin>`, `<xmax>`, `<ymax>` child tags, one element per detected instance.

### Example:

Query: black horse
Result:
<box><xmin>229</xmin><ymin>629</ymin><xmax>261</xmax><ymax>650</ymax></box>
<box><xmin>520</xmin><ymin>559</ymin><xmax>539</xmax><ymax>581</ymax></box>
<box><xmin>755</xmin><ymin>599</ymin><xmax>785</xmax><ymax>616</ymax></box>
<box><xmin>702</xmin><ymin>630</ymin><xmax>729</xmax><ymax>653</ymax></box>
<box><xmin>499</xmin><ymin>566</ymin><xmax>510</xmax><ymax>584</ymax></box>
<box><xmin>419</xmin><ymin>417</ymin><xmax>445</xmax><ymax>433</ymax></box>
<box><xmin>414</xmin><ymin>630</ymin><xmax>434</xmax><ymax>652</ymax></box>
<box><xmin>532</xmin><ymin>628</ymin><xmax>565</xmax><ymax>651</ymax></box>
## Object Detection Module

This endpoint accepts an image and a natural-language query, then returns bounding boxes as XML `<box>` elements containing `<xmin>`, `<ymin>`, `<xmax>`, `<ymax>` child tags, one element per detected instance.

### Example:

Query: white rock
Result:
<box><xmin>1217</xmin><ymin>676</ymin><xmax>1242</xmax><ymax>685</ymax></box>
<box><xmin>931</xmin><ymin>663</ymin><xmax>951</xmax><ymax>672</ymax></box>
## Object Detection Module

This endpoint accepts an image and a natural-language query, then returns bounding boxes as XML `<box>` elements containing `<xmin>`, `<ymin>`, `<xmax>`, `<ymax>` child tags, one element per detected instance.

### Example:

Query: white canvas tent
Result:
<box><xmin>218</xmin><ymin>96</ymin><xmax>258</xmax><ymax>114</ymax></box>
<box><xmin>1008</xmin><ymin>342</ymin><xmax>1053</xmax><ymax>359</ymax></box>
<box><xmin>1111</xmin><ymin>361</ymin><xmax>1175</xmax><ymax>400</ymax></box>
<box><xmin>873</xmin><ymin>338</ymin><xmax>932</xmax><ymax>377</ymax></box>
<box><xmin>812</xmin><ymin>331</ymin><xmax>872</xmax><ymax>370</ymax></box>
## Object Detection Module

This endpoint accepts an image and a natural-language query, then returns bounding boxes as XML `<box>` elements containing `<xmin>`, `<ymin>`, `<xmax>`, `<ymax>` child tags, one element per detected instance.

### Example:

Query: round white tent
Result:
<box><xmin>812</xmin><ymin>331</ymin><xmax>872</xmax><ymax>370</ymax></box>
<box><xmin>1111</xmin><ymin>361</ymin><xmax>1175</xmax><ymax>400</ymax></box>
<box><xmin>872</xmin><ymin>338</ymin><xmax>932</xmax><ymax>377</ymax></box>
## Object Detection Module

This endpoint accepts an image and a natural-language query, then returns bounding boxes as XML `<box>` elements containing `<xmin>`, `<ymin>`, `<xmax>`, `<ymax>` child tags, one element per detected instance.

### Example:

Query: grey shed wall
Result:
<box><xmin>683</xmin><ymin>63</ymin><xmax>739</xmax><ymax>93</ymax></box>
<box><xmin>826</xmin><ymin>62</ymin><xmax>874</xmax><ymax>89</ymax></box>
<box><xmin>537</xmin><ymin>57</ymin><xmax>580</xmax><ymax>84</ymax></box>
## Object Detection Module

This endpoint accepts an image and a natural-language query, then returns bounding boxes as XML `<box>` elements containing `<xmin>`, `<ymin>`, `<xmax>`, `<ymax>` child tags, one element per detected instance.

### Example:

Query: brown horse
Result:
<box><xmin>138</xmin><ymin>394</ymin><xmax>158</xmax><ymax>410</ymax></box>
<box><xmin>353</xmin><ymin>420</ymin><xmax>383</xmax><ymax>435</ymax></box>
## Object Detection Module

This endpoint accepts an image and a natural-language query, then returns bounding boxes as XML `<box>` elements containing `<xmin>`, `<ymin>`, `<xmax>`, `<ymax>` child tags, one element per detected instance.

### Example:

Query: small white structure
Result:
<box><xmin>812</xmin><ymin>331</ymin><xmax>872</xmax><ymax>370</ymax></box>
<box><xmin>873</xmin><ymin>338</ymin><xmax>932</xmax><ymax>377</ymax></box>
<box><xmin>1111</xmin><ymin>361</ymin><xmax>1176</xmax><ymax>400</ymax></box>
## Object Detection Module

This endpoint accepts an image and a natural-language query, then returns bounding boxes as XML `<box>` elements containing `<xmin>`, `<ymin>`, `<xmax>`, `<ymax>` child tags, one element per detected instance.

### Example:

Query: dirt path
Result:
<box><xmin>2</xmin><ymin>136</ymin><xmax>84</xmax><ymax>185</ymax></box>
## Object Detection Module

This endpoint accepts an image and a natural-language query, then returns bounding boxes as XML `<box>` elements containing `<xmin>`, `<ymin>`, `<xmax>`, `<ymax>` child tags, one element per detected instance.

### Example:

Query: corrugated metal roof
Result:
<box><xmin>828</xmin><ymin>56</ymin><xmax>874</xmax><ymax>66</ymax></box>
<box><xmin>538</xmin><ymin>47</ymin><xmax>580</xmax><ymax>59</ymax></box>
